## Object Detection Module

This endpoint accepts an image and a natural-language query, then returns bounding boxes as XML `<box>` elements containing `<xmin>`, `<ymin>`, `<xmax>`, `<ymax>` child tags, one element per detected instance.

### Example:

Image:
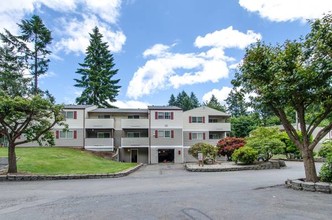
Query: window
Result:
<box><xmin>209</xmin><ymin>133</ymin><xmax>221</xmax><ymax>139</ymax></box>
<box><xmin>158</xmin><ymin>130</ymin><xmax>171</xmax><ymax>138</ymax></box>
<box><xmin>64</xmin><ymin>111</ymin><xmax>76</xmax><ymax>119</ymax></box>
<box><xmin>127</xmin><ymin>132</ymin><xmax>140</xmax><ymax>138</ymax></box>
<box><xmin>190</xmin><ymin>132</ymin><xmax>205</xmax><ymax>140</ymax></box>
<box><xmin>191</xmin><ymin>116</ymin><xmax>204</xmax><ymax>123</ymax></box>
<box><xmin>156</xmin><ymin>111</ymin><xmax>173</xmax><ymax>119</ymax></box>
<box><xmin>97</xmin><ymin>132</ymin><xmax>111</xmax><ymax>138</ymax></box>
<box><xmin>98</xmin><ymin>115</ymin><xmax>111</xmax><ymax>119</ymax></box>
<box><xmin>60</xmin><ymin>131</ymin><xmax>73</xmax><ymax>139</ymax></box>
<box><xmin>155</xmin><ymin>130</ymin><xmax>174</xmax><ymax>138</ymax></box>
<box><xmin>209</xmin><ymin>118</ymin><xmax>218</xmax><ymax>123</ymax></box>
<box><xmin>128</xmin><ymin>115</ymin><xmax>140</xmax><ymax>119</ymax></box>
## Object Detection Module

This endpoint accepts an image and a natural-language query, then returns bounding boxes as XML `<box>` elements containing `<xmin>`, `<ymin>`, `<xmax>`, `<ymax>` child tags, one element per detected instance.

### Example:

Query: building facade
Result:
<box><xmin>19</xmin><ymin>105</ymin><xmax>231</xmax><ymax>164</ymax></box>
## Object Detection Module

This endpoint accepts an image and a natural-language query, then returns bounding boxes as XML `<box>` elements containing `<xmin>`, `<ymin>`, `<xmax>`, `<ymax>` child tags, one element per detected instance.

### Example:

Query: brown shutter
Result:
<box><xmin>171</xmin><ymin>130</ymin><xmax>174</xmax><ymax>138</ymax></box>
<box><xmin>203</xmin><ymin>116</ymin><xmax>205</xmax><ymax>123</ymax></box>
<box><xmin>203</xmin><ymin>133</ymin><xmax>206</xmax><ymax>140</ymax></box>
<box><xmin>189</xmin><ymin>116</ymin><xmax>192</xmax><ymax>123</ymax></box>
<box><xmin>189</xmin><ymin>132</ymin><xmax>192</xmax><ymax>140</ymax></box>
<box><xmin>74</xmin><ymin>130</ymin><xmax>77</xmax><ymax>139</ymax></box>
<box><xmin>155</xmin><ymin>130</ymin><xmax>158</xmax><ymax>138</ymax></box>
<box><xmin>56</xmin><ymin>131</ymin><xmax>59</xmax><ymax>139</ymax></box>
<box><xmin>74</xmin><ymin>111</ymin><xmax>77</xmax><ymax>119</ymax></box>
<box><xmin>171</xmin><ymin>112</ymin><xmax>174</xmax><ymax>120</ymax></box>
<box><xmin>155</xmin><ymin>111</ymin><xmax>158</xmax><ymax>120</ymax></box>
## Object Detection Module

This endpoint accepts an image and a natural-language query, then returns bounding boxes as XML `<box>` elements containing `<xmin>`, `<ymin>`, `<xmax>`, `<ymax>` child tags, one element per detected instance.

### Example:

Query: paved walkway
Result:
<box><xmin>0</xmin><ymin>157</ymin><xmax>8</xmax><ymax>173</ymax></box>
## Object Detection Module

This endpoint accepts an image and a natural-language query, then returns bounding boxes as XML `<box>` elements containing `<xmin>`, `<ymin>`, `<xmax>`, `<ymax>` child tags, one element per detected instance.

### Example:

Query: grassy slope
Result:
<box><xmin>0</xmin><ymin>147</ymin><xmax>136</xmax><ymax>175</ymax></box>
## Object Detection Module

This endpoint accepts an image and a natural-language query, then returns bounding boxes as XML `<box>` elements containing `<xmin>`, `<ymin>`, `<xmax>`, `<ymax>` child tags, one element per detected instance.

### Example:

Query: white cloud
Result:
<box><xmin>127</xmin><ymin>27</ymin><xmax>261</xmax><ymax>99</ymax></box>
<box><xmin>239</xmin><ymin>0</ymin><xmax>332</xmax><ymax>22</ymax></box>
<box><xmin>195</xmin><ymin>26</ymin><xmax>262</xmax><ymax>49</ymax></box>
<box><xmin>54</xmin><ymin>15</ymin><xmax>126</xmax><ymax>54</ymax></box>
<box><xmin>0</xmin><ymin>0</ymin><xmax>126</xmax><ymax>55</ymax></box>
<box><xmin>84</xmin><ymin>0</ymin><xmax>121</xmax><ymax>24</ymax></box>
<box><xmin>114</xmin><ymin>100</ymin><xmax>150</xmax><ymax>108</ymax></box>
<box><xmin>202</xmin><ymin>87</ymin><xmax>232</xmax><ymax>105</ymax></box>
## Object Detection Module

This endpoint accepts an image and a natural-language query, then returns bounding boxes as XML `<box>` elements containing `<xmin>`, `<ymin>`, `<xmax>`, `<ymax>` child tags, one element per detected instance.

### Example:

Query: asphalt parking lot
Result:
<box><xmin>0</xmin><ymin>162</ymin><xmax>331</xmax><ymax>220</ymax></box>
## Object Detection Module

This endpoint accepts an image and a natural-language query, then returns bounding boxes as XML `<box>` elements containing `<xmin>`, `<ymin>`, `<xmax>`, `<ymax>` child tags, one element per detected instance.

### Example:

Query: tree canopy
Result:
<box><xmin>167</xmin><ymin>91</ymin><xmax>200</xmax><ymax>111</ymax></box>
<box><xmin>232</xmin><ymin>14</ymin><xmax>332</xmax><ymax>182</ymax></box>
<box><xmin>74</xmin><ymin>26</ymin><xmax>121</xmax><ymax>108</ymax></box>
<box><xmin>203</xmin><ymin>95</ymin><xmax>227</xmax><ymax>112</ymax></box>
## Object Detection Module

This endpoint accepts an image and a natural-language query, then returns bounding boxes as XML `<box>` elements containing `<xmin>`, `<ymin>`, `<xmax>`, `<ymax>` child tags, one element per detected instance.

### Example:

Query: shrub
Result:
<box><xmin>188</xmin><ymin>142</ymin><xmax>217</xmax><ymax>164</ymax></box>
<box><xmin>216</xmin><ymin>137</ymin><xmax>245</xmax><ymax>161</ymax></box>
<box><xmin>232</xmin><ymin>146</ymin><xmax>258</xmax><ymax>165</ymax></box>
<box><xmin>246</xmin><ymin>127</ymin><xmax>285</xmax><ymax>161</ymax></box>
<box><xmin>319</xmin><ymin>154</ymin><xmax>332</xmax><ymax>183</ymax></box>
<box><xmin>318</xmin><ymin>141</ymin><xmax>332</xmax><ymax>158</ymax></box>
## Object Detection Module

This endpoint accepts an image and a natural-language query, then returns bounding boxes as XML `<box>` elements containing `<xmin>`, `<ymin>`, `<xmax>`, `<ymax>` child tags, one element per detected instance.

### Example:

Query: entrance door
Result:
<box><xmin>131</xmin><ymin>149</ymin><xmax>138</xmax><ymax>163</ymax></box>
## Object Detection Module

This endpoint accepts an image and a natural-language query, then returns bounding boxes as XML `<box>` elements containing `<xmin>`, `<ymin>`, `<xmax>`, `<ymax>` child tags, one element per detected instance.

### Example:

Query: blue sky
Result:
<box><xmin>1</xmin><ymin>0</ymin><xmax>331</xmax><ymax>108</ymax></box>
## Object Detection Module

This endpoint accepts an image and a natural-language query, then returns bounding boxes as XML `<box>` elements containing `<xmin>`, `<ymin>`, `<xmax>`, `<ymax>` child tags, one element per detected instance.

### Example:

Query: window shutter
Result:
<box><xmin>74</xmin><ymin>130</ymin><xmax>77</xmax><ymax>139</ymax></box>
<box><xmin>74</xmin><ymin>111</ymin><xmax>77</xmax><ymax>119</ymax></box>
<box><xmin>203</xmin><ymin>133</ymin><xmax>206</xmax><ymax>140</ymax></box>
<box><xmin>155</xmin><ymin>130</ymin><xmax>158</xmax><ymax>138</ymax></box>
<box><xmin>155</xmin><ymin>111</ymin><xmax>158</xmax><ymax>120</ymax></box>
<box><xmin>56</xmin><ymin>131</ymin><xmax>59</xmax><ymax>139</ymax></box>
<box><xmin>189</xmin><ymin>116</ymin><xmax>192</xmax><ymax>123</ymax></box>
<box><xmin>171</xmin><ymin>112</ymin><xmax>174</xmax><ymax>120</ymax></box>
<box><xmin>203</xmin><ymin>116</ymin><xmax>205</xmax><ymax>123</ymax></box>
<box><xmin>171</xmin><ymin>130</ymin><xmax>174</xmax><ymax>138</ymax></box>
<box><xmin>189</xmin><ymin>132</ymin><xmax>192</xmax><ymax>140</ymax></box>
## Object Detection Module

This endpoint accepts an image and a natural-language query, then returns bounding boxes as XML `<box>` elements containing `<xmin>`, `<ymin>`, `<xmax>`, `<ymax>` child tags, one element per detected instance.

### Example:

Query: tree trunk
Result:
<box><xmin>7</xmin><ymin>142</ymin><xmax>17</xmax><ymax>173</ymax></box>
<box><xmin>302</xmin><ymin>147</ymin><xmax>318</xmax><ymax>182</ymax></box>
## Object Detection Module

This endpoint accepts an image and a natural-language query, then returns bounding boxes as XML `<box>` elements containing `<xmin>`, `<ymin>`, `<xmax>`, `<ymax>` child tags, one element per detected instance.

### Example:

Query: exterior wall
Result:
<box><xmin>150</xmin><ymin>148</ymin><xmax>159</xmax><ymax>164</ymax></box>
<box><xmin>150</xmin><ymin>110</ymin><xmax>183</xmax><ymax>129</ymax></box>
<box><xmin>120</xmin><ymin>148</ymin><xmax>148</xmax><ymax>164</ymax></box>
<box><xmin>54</xmin><ymin>129</ymin><xmax>84</xmax><ymax>147</ymax></box>
<box><xmin>184</xmin><ymin>148</ymin><xmax>198</xmax><ymax>163</ymax></box>
<box><xmin>113</xmin><ymin>130</ymin><xmax>122</xmax><ymax>148</ymax></box>
<box><xmin>150</xmin><ymin>128</ymin><xmax>183</xmax><ymax>146</ymax></box>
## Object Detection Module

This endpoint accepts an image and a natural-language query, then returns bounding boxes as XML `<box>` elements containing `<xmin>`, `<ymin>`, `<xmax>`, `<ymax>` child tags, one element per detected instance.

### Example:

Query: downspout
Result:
<box><xmin>83</xmin><ymin>108</ymin><xmax>86</xmax><ymax>149</ymax></box>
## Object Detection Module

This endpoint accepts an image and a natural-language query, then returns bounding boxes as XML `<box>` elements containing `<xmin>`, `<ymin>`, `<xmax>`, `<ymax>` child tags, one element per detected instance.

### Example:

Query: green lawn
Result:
<box><xmin>0</xmin><ymin>147</ymin><xmax>136</xmax><ymax>175</ymax></box>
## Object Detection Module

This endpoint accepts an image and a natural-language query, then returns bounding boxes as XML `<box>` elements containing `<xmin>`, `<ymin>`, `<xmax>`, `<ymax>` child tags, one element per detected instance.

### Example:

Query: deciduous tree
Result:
<box><xmin>233</xmin><ymin>14</ymin><xmax>332</xmax><ymax>182</ymax></box>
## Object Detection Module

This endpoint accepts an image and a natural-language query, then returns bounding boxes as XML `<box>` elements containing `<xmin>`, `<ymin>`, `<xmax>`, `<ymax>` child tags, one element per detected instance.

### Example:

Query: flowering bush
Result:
<box><xmin>216</xmin><ymin>137</ymin><xmax>245</xmax><ymax>161</ymax></box>
<box><xmin>189</xmin><ymin>142</ymin><xmax>217</xmax><ymax>164</ymax></box>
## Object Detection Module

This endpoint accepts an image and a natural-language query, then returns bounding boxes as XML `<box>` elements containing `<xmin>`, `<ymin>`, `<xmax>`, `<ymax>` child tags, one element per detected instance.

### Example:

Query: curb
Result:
<box><xmin>285</xmin><ymin>179</ymin><xmax>332</xmax><ymax>194</ymax></box>
<box><xmin>185</xmin><ymin>160</ymin><xmax>285</xmax><ymax>172</ymax></box>
<box><xmin>0</xmin><ymin>163</ymin><xmax>143</xmax><ymax>181</ymax></box>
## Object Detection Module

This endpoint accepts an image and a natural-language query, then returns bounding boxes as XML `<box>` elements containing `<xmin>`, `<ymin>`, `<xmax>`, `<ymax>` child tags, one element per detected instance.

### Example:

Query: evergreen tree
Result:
<box><xmin>204</xmin><ymin>95</ymin><xmax>226</xmax><ymax>112</ymax></box>
<box><xmin>74</xmin><ymin>26</ymin><xmax>121</xmax><ymax>108</ymax></box>
<box><xmin>225</xmin><ymin>90</ymin><xmax>247</xmax><ymax>117</ymax></box>
<box><xmin>190</xmin><ymin>92</ymin><xmax>200</xmax><ymax>109</ymax></box>
<box><xmin>18</xmin><ymin>15</ymin><xmax>52</xmax><ymax>94</ymax></box>
<box><xmin>0</xmin><ymin>30</ymin><xmax>30</xmax><ymax>97</ymax></box>
<box><xmin>168</xmin><ymin>94</ymin><xmax>176</xmax><ymax>106</ymax></box>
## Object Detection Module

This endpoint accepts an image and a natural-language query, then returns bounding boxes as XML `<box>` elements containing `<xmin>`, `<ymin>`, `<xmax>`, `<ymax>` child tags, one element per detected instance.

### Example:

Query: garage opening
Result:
<box><xmin>158</xmin><ymin>149</ymin><xmax>174</xmax><ymax>163</ymax></box>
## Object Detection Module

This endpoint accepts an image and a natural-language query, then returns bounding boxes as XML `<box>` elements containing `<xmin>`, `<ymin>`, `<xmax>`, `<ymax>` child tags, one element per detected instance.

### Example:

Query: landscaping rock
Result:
<box><xmin>315</xmin><ymin>182</ymin><xmax>331</xmax><ymax>193</ymax></box>
<box><xmin>302</xmin><ymin>182</ymin><xmax>316</xmax><ymax>192</ymax></box>
<box><xmin>291</xmin><ymin>180</ymin><xmax>303</xmax><ymax>190</ymax></box>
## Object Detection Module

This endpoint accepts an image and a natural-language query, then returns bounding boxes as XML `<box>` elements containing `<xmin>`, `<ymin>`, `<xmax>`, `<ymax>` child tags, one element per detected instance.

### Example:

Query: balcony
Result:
<box><xmin>121</xmin><ymin>119</ymin><xmax>149</xmax><ymax>129</ymax></box>
<box><xmin>207</xmin><ymin>122</ymin><xmax>231</xmax><ymax>131</ymax></box>
<box><xmin>121</xmin><ymin>137</ymin><xmax>149</xmax><ymax>147</ymax></box>
<box><xmin>85</xmin><ymin>138</ymin><xmax>114</xmax><ymax>148</ymax></box>
<box><xmin>85</xmin><ymin>119</ymin><xmax>114</xmax><ymax>129</ymax></box>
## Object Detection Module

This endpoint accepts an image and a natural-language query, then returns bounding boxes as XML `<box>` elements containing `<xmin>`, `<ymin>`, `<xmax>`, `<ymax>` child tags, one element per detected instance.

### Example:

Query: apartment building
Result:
<box><xmin>19</xmin><ymin>105</ymin><xmax>231</xmax><ymax>164</ymax></box>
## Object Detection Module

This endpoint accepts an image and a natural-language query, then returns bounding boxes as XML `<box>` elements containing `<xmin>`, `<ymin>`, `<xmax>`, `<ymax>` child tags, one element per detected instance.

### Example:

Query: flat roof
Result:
<box><xmin>64</xmin><ymin>105</ymin><xmax>95</xmax><ymax>109</ymax></box>
<box><xmin>91</xmin><ymin>108</ymin><xmax>148</xmax><ymax>113</ymax></box>
<box><xmin>148</xmin><ymin>106</ymin><xmax>182</xmax><ymax>110</ymax></box>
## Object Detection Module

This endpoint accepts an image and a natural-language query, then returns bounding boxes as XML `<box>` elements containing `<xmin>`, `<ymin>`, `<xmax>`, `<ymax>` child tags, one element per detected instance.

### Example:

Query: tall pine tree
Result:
<box><xmin>19</xmin><ymin>15</ymin><xmax>52</xmax><ymax>94</ymax></box>
<box><xmin>204</xmin><ymin>95</ymin><xmax>226</xmax><ymax>112</ymax></box>
<box><xmin>74</xmin><ymin>26</ymin><xmax>120</xmax><ymax>108</ymax></box>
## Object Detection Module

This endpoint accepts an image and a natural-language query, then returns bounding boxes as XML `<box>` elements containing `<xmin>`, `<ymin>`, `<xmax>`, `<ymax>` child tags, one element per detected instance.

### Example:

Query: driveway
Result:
<box><xmin>0</xmin><ymin>162</ymin><xmax>330</xmax><ymax>220</ymax></box>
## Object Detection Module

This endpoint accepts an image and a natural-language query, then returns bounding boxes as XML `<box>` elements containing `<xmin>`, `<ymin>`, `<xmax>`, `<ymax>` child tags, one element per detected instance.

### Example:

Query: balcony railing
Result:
<box><xmin>85</xmin><ymin>119</ymin><xmax>114</xmax><ymax>129</ymax></box>
<box><xmin>121</xmin><ymin>119</ymin><xmax>149</xmax><ymax>129</ymax></box>
<box><xmin>121</xmin><ymin>137</ymin><xmax>149</xmax><ymax>147</ymax></box>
